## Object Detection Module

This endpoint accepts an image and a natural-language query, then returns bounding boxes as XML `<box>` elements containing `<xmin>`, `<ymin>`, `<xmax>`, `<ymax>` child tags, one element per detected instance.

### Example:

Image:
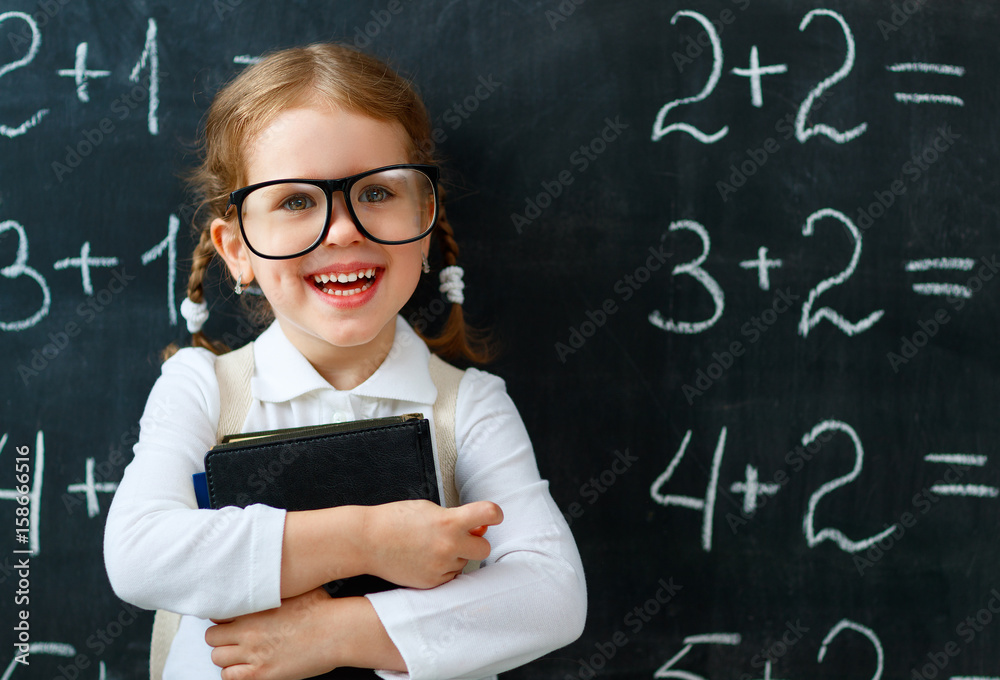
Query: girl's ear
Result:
<box><xmin>210</xmin><ymin>218</ymin><xmax>255</xmax><ymax>284</ymax></box>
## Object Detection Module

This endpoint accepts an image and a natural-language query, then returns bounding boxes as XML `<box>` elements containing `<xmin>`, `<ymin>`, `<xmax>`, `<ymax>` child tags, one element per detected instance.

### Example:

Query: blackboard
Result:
<box><xmin>2</xmin><ymin>1</ymin><xmax>999</xmax><ymax>678</ymax></box>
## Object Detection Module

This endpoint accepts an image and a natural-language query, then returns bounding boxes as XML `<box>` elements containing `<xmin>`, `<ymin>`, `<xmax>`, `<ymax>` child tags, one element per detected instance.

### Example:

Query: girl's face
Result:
<box><xmin>213</xmin><ymin>104</ymin><xmax>429</xmax><ymax>366</ymax></box>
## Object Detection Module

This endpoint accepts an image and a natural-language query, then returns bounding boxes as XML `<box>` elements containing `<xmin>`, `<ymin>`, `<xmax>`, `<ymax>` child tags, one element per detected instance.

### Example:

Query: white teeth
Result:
<box><xmin>319</xmin><ymin>279</ymin><xmax>374</xmax><ymax>296</ymax></box>
<box><xmin>313</xmin><ymin>268</ymin><xmax>376</xmax><ymax>286</ymax></box>
<box><xmin>312</xmin><ymin>268</ymin><xmax>377</xmax><ymax>296</ymax></box>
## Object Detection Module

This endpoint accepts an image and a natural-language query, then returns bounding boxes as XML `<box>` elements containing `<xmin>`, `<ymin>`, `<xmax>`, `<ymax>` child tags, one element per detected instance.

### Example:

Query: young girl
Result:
<box><xmin>103</xmin><ymin>43</ymin><xmax>586</xmax><ymax>679</ymax></box>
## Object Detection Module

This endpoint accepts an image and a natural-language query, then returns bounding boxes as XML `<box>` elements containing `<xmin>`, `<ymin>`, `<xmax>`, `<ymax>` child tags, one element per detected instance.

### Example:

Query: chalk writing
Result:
<box><xmin>0</xmin><ymin>12</ymin><xmax>49</xmax><ymax>138</ymax></box>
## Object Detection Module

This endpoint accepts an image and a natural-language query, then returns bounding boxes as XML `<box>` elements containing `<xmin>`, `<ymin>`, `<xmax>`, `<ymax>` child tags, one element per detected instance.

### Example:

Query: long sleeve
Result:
<box><xmin>103</xmin><ymin>348</ymin><xmax>286</xmax><ymax>620</ymax></box>
<box><xmin>367</xmin><ymin>368</ymin><xmax>587</xmax><ymax>680</ymax></box>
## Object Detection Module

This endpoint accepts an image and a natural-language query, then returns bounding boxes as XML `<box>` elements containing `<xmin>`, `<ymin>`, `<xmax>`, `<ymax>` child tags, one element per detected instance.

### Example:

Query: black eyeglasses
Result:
<box><xmin>227</xmin><ymin>164</ymin><xmax>440</xmax><ymax>260</ymax></box>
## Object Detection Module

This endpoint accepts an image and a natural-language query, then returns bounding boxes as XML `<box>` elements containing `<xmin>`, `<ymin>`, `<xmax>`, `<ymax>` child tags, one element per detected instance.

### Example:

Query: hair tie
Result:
<box><xmin>180</xmin><ymin>297</ymin><xmax>210</xmax><ymax>334</ymax></box>
<box><xmin>439</xmin><ymin>265</ymin><xmax>465</xmax><ymax>305</ymax></box>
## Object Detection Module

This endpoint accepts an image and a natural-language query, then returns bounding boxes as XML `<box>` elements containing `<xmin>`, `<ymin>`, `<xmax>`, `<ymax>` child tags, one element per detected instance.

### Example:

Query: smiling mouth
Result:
<box><xmin>311</xmin><ymin>267</ymin><xmax>378</xmax><ymax>297</ymax></box>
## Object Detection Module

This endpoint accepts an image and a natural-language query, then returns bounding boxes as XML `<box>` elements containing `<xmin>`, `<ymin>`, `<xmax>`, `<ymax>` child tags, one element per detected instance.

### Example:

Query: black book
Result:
<box><xmin>202</xmin><ymin>413</ymin><xmax>439</xmax><ymax>680</ymax></box>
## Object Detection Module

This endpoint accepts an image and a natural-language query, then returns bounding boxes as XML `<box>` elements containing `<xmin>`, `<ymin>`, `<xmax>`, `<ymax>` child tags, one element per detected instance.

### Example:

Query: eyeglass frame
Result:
<box><xmin>225</xmin><ymin>163</ymin><xmax>441</xmax><ymax>260</ymax></box>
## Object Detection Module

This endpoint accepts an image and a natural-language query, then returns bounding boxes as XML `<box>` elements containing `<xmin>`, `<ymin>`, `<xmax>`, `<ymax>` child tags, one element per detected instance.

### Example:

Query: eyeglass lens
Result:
<box><xmin>240</xmin><ymin>168</ymin><xmax>436</xmax><ymax>257</ymax></box>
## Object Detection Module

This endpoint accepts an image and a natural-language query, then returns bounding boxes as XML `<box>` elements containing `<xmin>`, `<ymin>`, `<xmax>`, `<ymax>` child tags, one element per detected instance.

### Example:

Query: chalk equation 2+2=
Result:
<box><xmin>653</xmin><ymin>9</ymin><xmax>965</xmax><ymax>146</ymax></box>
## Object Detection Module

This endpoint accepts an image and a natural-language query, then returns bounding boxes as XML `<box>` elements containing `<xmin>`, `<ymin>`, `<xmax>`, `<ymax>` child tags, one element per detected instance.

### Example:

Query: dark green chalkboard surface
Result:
<box><xmin>2</xmin><ymin>1</ymin><xmax>999</xmax><ymax>678</ymax></box>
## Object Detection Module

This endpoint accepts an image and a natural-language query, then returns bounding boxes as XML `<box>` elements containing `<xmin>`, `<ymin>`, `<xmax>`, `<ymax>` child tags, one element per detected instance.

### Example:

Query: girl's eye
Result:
<box><xmin>357</xmin><ymin>185</ymin><xmax>390</xmax><ymax>203</ymax></box>
<box><xmin>281</xmin><ymin>195</ymin><xmax>314</xmax><ymax>211</ymax></box>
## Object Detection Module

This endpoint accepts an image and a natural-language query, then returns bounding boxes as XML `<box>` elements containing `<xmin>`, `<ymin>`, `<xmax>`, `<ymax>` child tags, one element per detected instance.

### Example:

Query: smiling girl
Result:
<box><xmin>103</xmin><ymin>43</ymin><xmax>586</xmax><ymax>680</ymax></box>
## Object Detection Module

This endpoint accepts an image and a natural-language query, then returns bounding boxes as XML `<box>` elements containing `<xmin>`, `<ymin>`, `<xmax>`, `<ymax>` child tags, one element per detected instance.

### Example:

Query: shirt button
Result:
<box><xmin>330</xmin><ymin>411</ymin><xmax>350</xmax><ymax>423</ymax></box>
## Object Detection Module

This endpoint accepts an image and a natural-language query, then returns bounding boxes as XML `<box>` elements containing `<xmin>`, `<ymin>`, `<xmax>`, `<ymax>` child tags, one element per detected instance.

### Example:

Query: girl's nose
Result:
<box><xmin>323</xmin><ymin>193</ymin><xmax>364</xmax><ymax>246</ymax></box>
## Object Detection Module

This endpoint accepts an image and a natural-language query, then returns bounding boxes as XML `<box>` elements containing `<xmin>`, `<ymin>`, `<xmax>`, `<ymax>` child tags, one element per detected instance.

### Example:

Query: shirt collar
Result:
<box><xmin>250</xmin><ymin>316</ymin><xmax>437</xmax><ymax>405</ymax></box>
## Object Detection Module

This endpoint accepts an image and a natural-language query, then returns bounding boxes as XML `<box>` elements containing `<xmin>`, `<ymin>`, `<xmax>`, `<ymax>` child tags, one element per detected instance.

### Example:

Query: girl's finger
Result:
<box><xmin>458</xmin><ymin>501</ymin><xmax>504</xmax><ymax>529</ymax></box>
<box><xmin>466</xmin><ymin>535</ymin><xmax>493</xmax><ymax>562</ymax></box>
<box><xmin>205</xmin><ymin>621</ymin><xmax>238</xmax><ymax>648</ymax></box>
<box><xmin>209</xmin><ymin>643</ymin><xmax>247</xmax><ymax>669</ymax></box>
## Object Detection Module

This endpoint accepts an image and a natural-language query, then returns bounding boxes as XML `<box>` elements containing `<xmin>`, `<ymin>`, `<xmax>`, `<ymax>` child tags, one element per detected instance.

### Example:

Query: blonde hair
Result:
<box><xmin>175</xmin><ymin>43</ymin><xmax>492</xmax><ymax>362</ymax></box>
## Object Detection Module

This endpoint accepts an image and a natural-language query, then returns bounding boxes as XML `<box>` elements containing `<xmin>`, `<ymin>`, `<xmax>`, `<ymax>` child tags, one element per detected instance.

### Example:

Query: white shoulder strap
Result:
<box><xmin>428</xmin><ymin>353</ymin><xmax>465</xmax><ymax>508</ymax></box>
<box><xmin>148</xmin><ymin>610</ymin><xmax>179</xmax><ymax>680</ymax></box>
<box><xmin>214</xmin><ymin>343</ymin><xmax>256</xmax><ymax>442</ymax></box>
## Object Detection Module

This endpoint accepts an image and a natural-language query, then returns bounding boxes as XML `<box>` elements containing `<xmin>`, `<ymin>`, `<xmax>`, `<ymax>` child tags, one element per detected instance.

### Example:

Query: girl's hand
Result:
<box><xmin>363</xmin><ymin>500</ymin><xmax>503</xmax><ymax>589</ymax></box>
<box><xmin>207</xmin><ymin>589</ymin><xmax>405</xmax><ymax>679</ymax></box>
<box><xmin>207</xmin><ymin>588</ymin><xmax>340</xmax><ymax>680</ymax></box>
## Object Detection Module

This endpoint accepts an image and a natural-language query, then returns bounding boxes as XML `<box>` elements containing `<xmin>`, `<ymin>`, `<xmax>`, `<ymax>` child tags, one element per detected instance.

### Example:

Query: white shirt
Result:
<box><xmin>104</xmin><ymin>317</ymin><xmax>586</xmax><ymax>680</ymax></box>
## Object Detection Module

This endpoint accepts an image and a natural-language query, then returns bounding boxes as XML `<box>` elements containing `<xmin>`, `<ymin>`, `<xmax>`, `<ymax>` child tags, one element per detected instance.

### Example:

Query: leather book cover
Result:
<box><xmin>203</xmin><ymin>414</ymin><xmax>438</xmax><ymax>679</ymax></box>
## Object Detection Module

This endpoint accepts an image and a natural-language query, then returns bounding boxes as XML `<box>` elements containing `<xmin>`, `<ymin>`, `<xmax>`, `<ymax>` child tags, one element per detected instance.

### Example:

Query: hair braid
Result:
<box><xmin>418</xmin><ymin>193</ymin><xmax>495</xmax><ymax>364</ymax></box>
<box><xmin>434</xmin><ymin>198</ymin><xmax>460</xmax><ymax>268</ymax></box>
<box><xmin>163</xmin><ymin>227</ymin><xmax>231</xmax><ymax>360</ymax></box>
